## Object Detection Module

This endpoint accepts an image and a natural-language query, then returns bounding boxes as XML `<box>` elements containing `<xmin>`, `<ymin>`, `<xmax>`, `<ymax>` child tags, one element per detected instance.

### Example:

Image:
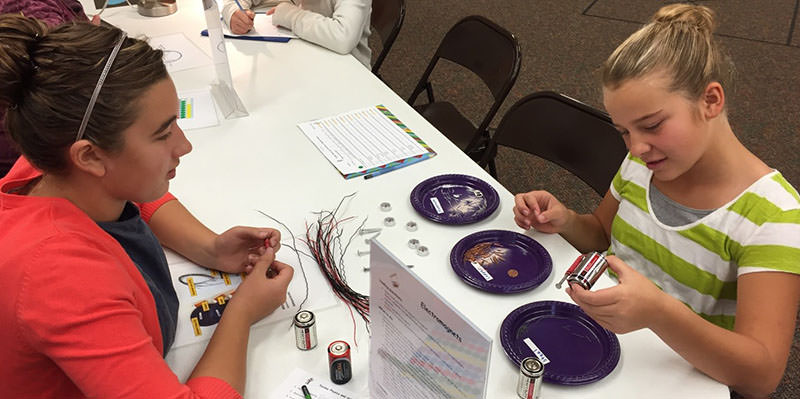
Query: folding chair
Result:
<box><xmin>407</xmin><ymin>15</ymin><xmax>521</xmax><ymax>160</ymax></box>
<box><xmin>370</xmin><ymin>0</ymin><xmax>406</xmax><ymax>78</ymax></box>
<box><xmin>480</xmin><ymin>91</ymin><xmax>628</xmax><ymax>196</ymax></box>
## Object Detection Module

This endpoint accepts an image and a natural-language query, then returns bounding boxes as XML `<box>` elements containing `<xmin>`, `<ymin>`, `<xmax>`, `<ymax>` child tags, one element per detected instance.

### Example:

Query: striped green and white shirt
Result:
<box><xmin>609</xmin><ymin>154</ymin><xmax>800</xmax><ymax>330</ymax></box>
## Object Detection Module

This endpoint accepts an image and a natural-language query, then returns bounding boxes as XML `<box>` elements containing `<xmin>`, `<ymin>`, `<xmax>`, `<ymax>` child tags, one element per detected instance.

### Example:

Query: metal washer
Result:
<box><xmin>383</xmin><ymin>216</ymin><xmax>396</xmax><ymax>227</ymax></box>
<box><xmin>416</xmin><ymin>245</ymin><xmax>429</xmax><ymax>256</ymax></box>
<box><xmin>408</xmin><ymin>238</ymin><xmax>420</xmax><ymax>249</ymax></box>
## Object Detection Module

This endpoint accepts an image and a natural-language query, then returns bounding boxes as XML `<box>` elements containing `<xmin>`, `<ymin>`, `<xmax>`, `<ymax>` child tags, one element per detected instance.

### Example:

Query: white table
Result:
<box><xmin>82</xmin><ymin>1</ymin><xmax>728</xmax><ymax>397</ymax></box>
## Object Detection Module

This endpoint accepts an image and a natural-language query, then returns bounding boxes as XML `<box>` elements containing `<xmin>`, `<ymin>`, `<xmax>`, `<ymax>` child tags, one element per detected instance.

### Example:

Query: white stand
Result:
<box><xmin>202</xmin><ymin>0</ymin><xmax>248</xmax><ymax>119</ymax></box>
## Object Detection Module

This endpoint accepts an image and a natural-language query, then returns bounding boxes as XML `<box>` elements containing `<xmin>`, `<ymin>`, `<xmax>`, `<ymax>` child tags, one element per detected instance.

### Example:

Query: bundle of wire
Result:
<box><xmin>303</xmin><ymin>193</ymin><xmax>370</xmax><ymax>339</ymax></box>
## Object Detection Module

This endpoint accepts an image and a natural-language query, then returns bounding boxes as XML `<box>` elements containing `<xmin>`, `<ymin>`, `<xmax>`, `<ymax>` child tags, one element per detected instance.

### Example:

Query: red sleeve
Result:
<box><xmin>137</xmin><ymin>192</ymin><xmax>177</xmax><ymax>223</ymax></box>
<box><xmin>17</xmin><ymin>234</ymin><xmax>241</xmax><ymax>399</ymax></box>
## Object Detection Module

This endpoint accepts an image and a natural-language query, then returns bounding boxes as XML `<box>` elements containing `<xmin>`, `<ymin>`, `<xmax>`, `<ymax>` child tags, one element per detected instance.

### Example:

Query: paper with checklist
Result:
<box><xmin>298</xmin><ymin>105</ymin><xmax>436</xmax><ymax>179</ymax></box>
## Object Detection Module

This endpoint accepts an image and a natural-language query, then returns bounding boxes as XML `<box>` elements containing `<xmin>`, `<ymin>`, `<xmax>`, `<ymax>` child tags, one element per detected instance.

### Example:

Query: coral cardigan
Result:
<box><xmin>0</xmin><ymin>158</ymin><xmax>240</xmax><ymax>398</ymax></box>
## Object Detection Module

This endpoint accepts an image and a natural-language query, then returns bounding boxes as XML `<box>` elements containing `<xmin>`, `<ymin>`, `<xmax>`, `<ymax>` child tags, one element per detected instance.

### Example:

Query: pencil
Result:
<box><xmin>364</xmin><ymin>155</ymin><xmax>429</xmax><ymax>180</ymax></box>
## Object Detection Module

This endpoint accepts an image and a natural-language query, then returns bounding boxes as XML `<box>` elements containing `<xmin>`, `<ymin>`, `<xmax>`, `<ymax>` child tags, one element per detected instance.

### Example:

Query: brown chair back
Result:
<box><xmin>371</xmin><ymin>0</ymin><xmax>406</xmax><ymax>76</ymax></box>
<box><xmin>481</xmin><ymin>91</ymin><xmax>628</xmax><ymax>196</ymax></box>
<box><xmin>407</xmin><ymin>15</ymin><xmax>521</xmax><ymax>154</ymax></box>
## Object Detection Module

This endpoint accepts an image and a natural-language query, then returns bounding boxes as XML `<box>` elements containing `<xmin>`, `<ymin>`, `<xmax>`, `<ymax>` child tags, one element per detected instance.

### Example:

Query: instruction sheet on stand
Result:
<box><xmin>368</xmin><ymin>241</ymin><xmax>491</xmax><ymax>399</ymax></box>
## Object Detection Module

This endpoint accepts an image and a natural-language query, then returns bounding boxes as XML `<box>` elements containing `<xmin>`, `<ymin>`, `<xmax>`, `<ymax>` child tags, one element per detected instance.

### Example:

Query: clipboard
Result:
<box><xmin>201</xmin><ymin>29</ymin><xmax>291</xmax><ymax>43</ymax></box>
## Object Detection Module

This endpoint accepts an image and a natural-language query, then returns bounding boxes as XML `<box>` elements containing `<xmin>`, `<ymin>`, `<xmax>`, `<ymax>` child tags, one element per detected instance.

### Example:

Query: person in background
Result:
<box><xmin>224</xmin><ymin>0</ymin><xmax>372</xmax><ymax>68</ymax></box>
<box><xmin>0</xmin><ymin>14</ymin><xmax>293</xmax><ymax>398</ymax></box>
<box><xmin>0</xmin><ymin>0</ymin><xmax>100</xmax><ymax>177</ymax></box>
<box><xmin>513</xmin><ymin>4</ymin><xmax>800</xmax><ymax>398</ymax></box>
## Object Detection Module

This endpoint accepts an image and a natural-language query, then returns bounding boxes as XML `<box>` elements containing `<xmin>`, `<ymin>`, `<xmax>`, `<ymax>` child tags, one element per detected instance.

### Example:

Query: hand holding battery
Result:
<box><xmin>566</xmin><ymin>255</ymin><xmax>670</xmax><ymax>334</ymax></box>
<box><xmin>228</xmin><ymin>247</ymin><xmax>294</xmax><ymax>325</ymax></box>
<box><xmin>212</xmin><ymin>226</ymin><xmax>281</xmax><ymax>274</ymax></box>
<box><xmin>513</xmin><ymin>190</ymin><xmax>572</xmax><ymax>234</ymax></box>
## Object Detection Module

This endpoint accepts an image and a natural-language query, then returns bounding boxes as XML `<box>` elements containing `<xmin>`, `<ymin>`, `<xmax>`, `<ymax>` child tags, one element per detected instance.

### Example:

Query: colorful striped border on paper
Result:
<box><xmin>342</xmin><ymin>105</ymin><xmax>437</xmax><ymax>179</ymax></box>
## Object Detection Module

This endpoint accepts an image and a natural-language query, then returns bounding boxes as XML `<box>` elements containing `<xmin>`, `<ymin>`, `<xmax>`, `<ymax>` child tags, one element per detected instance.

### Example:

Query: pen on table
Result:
<box><xmin>301</xmin><ymin>384</ymin><xmax>312</xmax><ymax>399</ymax></box>
<box><xmin>364</xmin><ymin>155</ymin><xmax>428</xmax><ymax>180</ymax></box>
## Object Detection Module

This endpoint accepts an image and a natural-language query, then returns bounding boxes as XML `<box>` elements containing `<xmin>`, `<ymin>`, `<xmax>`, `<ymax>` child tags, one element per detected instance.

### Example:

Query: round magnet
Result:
<box><xmin>406</xmin><ymin>221</ymin><xmax>418</xmax><ymax>232</ymax></box>
<box><xmin>383</xmin><ymin>217</ymin><xmax>395</xmax><ymax>227</ymax></box>
<box><xmin>380</xmin><ymin>202</ymin><xmax>392</xmax><ymax>212</ymax></box>
<box><xmin>408</xmin><ymin>238</ymin><xmax>420</xmax><ymax>249</ymax></box>
<box><xmin>416</xmin><ymin>245</ymin><xmax>429</xmax><ymax>257</ymax></box>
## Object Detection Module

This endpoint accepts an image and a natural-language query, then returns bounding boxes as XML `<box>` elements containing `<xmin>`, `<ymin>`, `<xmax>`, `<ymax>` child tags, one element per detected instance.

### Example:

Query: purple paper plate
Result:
<box><xmin>500</xmin><ymin>301</ymin><xmax>620</xmax><ymax>385</ymax></box>
<box><xmin>410</xmin><ymin>174</ymin><xmax>499</xmax><ymax>225</ymax></box>
<box><xmin>450</xmin><ymin>230</ymin><xmax>552</xmax><ymax>293</ymax></box>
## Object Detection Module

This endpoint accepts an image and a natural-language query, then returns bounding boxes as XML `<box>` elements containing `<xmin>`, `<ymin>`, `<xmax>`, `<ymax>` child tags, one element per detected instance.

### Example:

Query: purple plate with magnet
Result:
<box><xmin>410</xmin><ymin>174</ymin><xmax>499</xmax><ymax>224</ymax></box>
<box><xmin>449</xmin><ymin>230</ymin><xmax>552</xmax><ymax>293</ymax></box>
<box><xmin>500</xmin><ymin>301</ymin><xmax>620</xmax><ymax>385</ymax></box>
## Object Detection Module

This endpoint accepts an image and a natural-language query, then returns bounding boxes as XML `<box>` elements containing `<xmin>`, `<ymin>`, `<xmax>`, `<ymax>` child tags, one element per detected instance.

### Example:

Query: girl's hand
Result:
<box><xmin>566</xmin><ymin>255</ymin><xmax>669</xmax><ymax>333</ymax></box>
<box><xmin>513</xmin><ymin>190</ymin><xmax>573</xmax><ymax>233</ymax></box>
<box><xmin>230</xmin><ymin>9</ymin><xmax>255</xmax><ymax>34</ymax></box>
<box><xmin>227</xmin><ymin>247</ymin><xmax>294</xmax><ymax>325</ymax></box>
<box><xmin>212</xmin><ymin>227</ymin><xmax>281</xmax><ymax>274</ymax></box>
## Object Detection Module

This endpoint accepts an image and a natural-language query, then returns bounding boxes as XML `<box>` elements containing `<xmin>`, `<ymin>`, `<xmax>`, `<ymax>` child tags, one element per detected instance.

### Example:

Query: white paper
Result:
<box><xmin>298</xmin><ymin>106</ymin><xmax>430</xmax><ymax>175</ymax></box>
<box><xmin>368</xmin><ymin>241</ymin><xmax>492</xmax><ymax>399</ymax></box>
<box><xmin>148</xmin><ymin>33</ymin><xmax>212</xmax><ymax>73</ymax></box>
<box><xmin>167</xmin><ymin>253</ymin><xmax>337</xmax><ymax>348</ymax></box>
<box><xmin>176</xmin><ymin>89</ymin><xmax>220</xmax><ymax>131</ymax></box>
<box><xmin>523</xmin><ymin>338</ymin><xmax>551</xmax><ymax>365</ymax></box>
<box><xmin>223</xmin><ymin>13</ymin><xmax>298</xmax><ymax>39</ymax></box>
<box><xmin>269</xmin><ymin>368</ymin><xmax>364</xmax><ymax>399</ymax></box>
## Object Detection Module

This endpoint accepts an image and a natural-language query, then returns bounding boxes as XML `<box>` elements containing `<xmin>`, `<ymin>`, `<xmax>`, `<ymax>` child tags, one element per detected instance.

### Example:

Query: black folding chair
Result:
<box><xmin>480</xmin><ymin>91</ymin><xmax>628</xmax><ymax>196</ymax></box>
<box><xmin>370</xmin><ymin>0</ymin><xmax>406</xmax><ymax>78</ymax></box>
<box><xmin>407</xmin><ymin>15</ymin><xmax>521</xmax><ymax>160</ymax></box>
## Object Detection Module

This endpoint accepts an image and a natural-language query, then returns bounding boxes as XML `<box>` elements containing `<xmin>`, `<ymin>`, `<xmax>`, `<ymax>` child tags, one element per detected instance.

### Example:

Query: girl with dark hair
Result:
<box><xmin>0</xmin><ymin>14</ymin><xmax>293</xmax><ymax>398</ymax></box>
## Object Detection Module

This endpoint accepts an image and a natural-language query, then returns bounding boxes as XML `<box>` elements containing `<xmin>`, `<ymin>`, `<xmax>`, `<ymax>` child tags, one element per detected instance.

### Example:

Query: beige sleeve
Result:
<box><xmin>271</xmin><ymin>0</ymin><xmax>370</xmax><ymax>55</ymax></box>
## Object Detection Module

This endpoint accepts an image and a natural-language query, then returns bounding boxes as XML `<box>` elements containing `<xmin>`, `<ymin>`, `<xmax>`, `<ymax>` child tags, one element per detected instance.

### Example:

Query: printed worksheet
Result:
<box><xmin>176</xmin><ymin>89</ymin><xmax>219</xmax><ymax>131</ymax></box>
<box><xmin>166</xmin><ymin>251</ymin><xmax>337</xmax><ymax>348</ymax></box>
<box><xmin>368</xmin><ymin>241</ymin><xmax>492</xmax><ymax>399</ymax></box>
<box><xmin>298</xmin><ymin>106</ymin><xmax>436</xmax><ymax>178</ymax></box>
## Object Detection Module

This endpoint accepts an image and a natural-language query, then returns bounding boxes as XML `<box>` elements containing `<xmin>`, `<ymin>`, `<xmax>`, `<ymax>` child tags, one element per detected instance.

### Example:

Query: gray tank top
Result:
<box><xmin>649</xmin><ymin>183</ymin><xmax>714</xmax><ymax>227</ymax></box>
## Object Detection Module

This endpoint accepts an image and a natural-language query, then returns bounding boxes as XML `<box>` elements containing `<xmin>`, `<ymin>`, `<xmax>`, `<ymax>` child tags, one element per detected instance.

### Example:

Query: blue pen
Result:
<box><xmin>364</xmin><ymin>154</ymin><xmax>429</xmax><ymax>180</ymax></box>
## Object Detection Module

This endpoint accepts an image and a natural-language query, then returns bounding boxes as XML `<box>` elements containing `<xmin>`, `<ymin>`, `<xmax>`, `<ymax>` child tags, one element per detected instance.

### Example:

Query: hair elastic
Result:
<box><xmin>75</xmin><ymin>31</ymin><xmax>127</xmax><ymax>142</ymax></box>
